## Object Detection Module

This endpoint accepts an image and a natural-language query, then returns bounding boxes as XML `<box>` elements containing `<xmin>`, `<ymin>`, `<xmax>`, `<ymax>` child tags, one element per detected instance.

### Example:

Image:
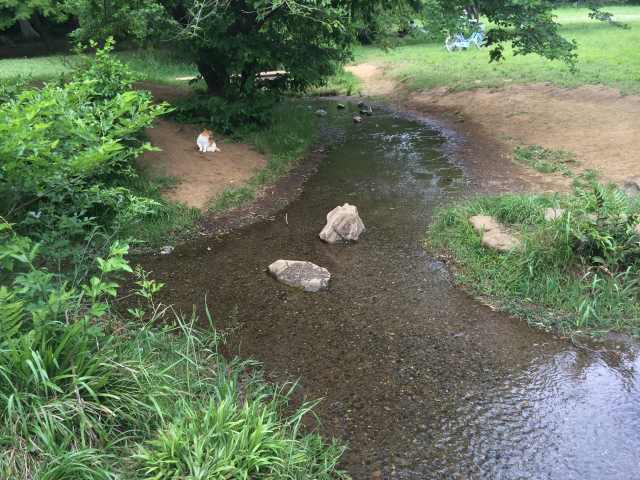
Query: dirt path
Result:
<box><xmin>346</xmin><ymin>63</ymin><xmax>398</xmax><ymax>99</ymax></box>
<box><xmin>348</xmin><ymin>63</ymin><xmax>640</xmax><ymax>192</ymax></box>
<box><xmin>139</xmin><ymin>119</ymin><xmax>266</xmax><ymax>210</ymax></box>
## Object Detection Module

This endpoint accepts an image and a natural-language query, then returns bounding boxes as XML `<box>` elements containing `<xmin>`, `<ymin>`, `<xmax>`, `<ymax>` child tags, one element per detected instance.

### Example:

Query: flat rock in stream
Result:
<box><xmin>469</xmin><ymin>215</ymin><xmax>520</xmax><ymax>252</ymax></box>
<box><xmin>319</xmin><ymin>203</ymin><xmax>366</xmax><ymax>243</ymax></box>
<box><xmin>268</xmin><ymin>260</ymin><xmax>331</xmax><ymax>292</ymax></box>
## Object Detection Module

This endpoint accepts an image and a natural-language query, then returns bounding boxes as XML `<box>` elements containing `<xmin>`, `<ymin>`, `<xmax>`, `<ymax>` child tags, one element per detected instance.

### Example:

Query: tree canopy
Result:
<box><xmin>62</xmin><ymin>0</ymin><xmax>581</xmax><ymax>96</ymax></box>
<box><xmin>2</xmin><ymin>0</ymin><xmax>623</xmax><ymax>98</ymax></box>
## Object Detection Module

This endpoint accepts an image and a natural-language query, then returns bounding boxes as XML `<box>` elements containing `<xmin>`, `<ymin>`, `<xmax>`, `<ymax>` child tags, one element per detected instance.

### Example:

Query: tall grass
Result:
<box><xmin>355</xmin><ymin>6</ymin><xmax>640</xmax><ymax>94</ymax></box>
<box><xmin>428</xmin><ymin>178</ymin><xmax>640</xmax><ymax>336</ymax></box>
<box><xmin>117</xmin><ymin>174</ymin><xmax>202</xmax><ymax>247</ymax></box>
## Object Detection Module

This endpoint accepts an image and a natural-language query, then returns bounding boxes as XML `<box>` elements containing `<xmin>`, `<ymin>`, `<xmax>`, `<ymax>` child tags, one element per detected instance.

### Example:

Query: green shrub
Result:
<box><xmin>568</xmin><ymin>179</ymin><xmax>640</xmax><ymax>269</ymax></box>
<box><xmin>0</xmin><ymin>40</ymin><xmax>169</xmax><ymax>254</ymax></box>
<box><xmin>0</xmin><ymin>224</ymin><xmax>148</xmax><ymax>478</ymax></box>
<box><xmin>172</xmin><ymin>91</ymin><xmax>278</xmax><ymax>134</ymax></box>
<box><xmin>137</xmin><ymin>373</ymin><xmax>346</xmax><ymax>479</ymax></box>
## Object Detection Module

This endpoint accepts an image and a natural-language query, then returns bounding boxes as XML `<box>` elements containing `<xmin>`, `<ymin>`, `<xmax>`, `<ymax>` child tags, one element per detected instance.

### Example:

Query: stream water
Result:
<box><xmin>138</xmin><ymin>102</ymin><xmax>640</xmax><ymax>479</ymax></box>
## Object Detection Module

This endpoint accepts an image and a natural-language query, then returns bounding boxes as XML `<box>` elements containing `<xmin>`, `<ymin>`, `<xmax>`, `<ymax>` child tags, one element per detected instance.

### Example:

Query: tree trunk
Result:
<box><xmin>467</xmin><ymin>3</ymin><xmax>481</xmax><ymax>21</ymax></box>
<box><xmin>30</xmin><ymin>14</ymin><xmax>50</xmax><ymax>42</ymax></box>
<box><xmin>197</xmin><ymin>61</ymin><xmax>229</xmax><ymax>96</ymax></box>
<box><xmin>18</xmin><ymin>19</ymin><xmax>41</xmax><ymax>40</ymax></box>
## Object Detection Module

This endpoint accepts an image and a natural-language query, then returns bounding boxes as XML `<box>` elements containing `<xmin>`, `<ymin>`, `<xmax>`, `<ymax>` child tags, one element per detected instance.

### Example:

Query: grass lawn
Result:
<box><xmin>354</xmin><ymin>6</ymin><xmax>640</xmax><ymax>94</ymax></box>
<box><xmin>0</xmin><ymin>54</ymin><xmax>73</xmax><ymax>81</ymax></box>
<box><xmin>0</xmin><ymin>49</ymin><xmax>198</xmax><ymax>85</ymax></box>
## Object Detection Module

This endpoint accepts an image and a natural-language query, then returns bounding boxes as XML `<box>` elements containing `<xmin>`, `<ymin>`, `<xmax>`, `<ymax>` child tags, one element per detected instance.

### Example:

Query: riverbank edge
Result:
<box><xmin>343</xmin><ymin>66</ymin><xmax>640</xmax><ymax>342</ymax></box>
<box><xmin>199</xmin><ymin>144</ymin><xmax>327</xmax><ymax>237</ymax></box>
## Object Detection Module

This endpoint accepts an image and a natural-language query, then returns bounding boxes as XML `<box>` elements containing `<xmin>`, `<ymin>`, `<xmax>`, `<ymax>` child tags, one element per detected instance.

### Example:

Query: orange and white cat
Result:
<box><xmin>196</xmin><ymin>129</ymin><xmax>221</xmax><ymax>153</ymax></box>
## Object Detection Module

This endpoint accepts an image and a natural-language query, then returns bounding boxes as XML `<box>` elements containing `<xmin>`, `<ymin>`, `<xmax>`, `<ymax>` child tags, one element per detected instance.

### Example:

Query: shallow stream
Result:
<box><xmin>138</xmin><ymin>102</ymin><xmax>640</xmax><ymax>479</ymax></box>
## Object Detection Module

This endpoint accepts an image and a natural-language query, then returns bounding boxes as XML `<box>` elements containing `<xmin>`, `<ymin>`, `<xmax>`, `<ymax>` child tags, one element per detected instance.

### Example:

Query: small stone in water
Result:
<box><xmin>268</xmin><ymin>259</ymin><xmax>331</xmax><ymax>292</ymax></box>
<box><xmin>337</xmin><ymin>103</ymin><xmax>346</xmax><ymax>109</ymax></box>
<box><xmin>315</xmin><ymin>109</ymin><xmax>328</xmax><ymax>117</ymax></box>
<box><xmin>353</xmin><ymin>115</ymin><xmax>363</xmax><ymax>123</ymax></box>
<box><xmin>160</xmin><ymin>245</ymin><xmax>174</xmax><ymax>255</ymax></box>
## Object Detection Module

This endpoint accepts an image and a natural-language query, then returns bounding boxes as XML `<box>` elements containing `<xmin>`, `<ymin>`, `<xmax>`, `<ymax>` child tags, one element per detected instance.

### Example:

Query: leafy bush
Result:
<box><xmin>68</xmin><ymin>0</ymin><xmax>171</xmax><ymax>45</ymax></box>
<box><xmin>0</xmin><ymin>40</ymin><xmax>169</xmax><ymax>253</ymax></box>
<box><xmin>73</xmin><ymin>37</ymin><xmax>139</xmax><ymax>99</ymax></box>
<box><xmin>429</xmin><ymin>178</ymin><xmax>640</xmax><ymax>334</ymax></box>
<box><xmin>0</xmin><ymin>224</ymin><xmax>146</xmax><ymax>478</ymax></box>
<box><xmin>172</xmin><ymin>91</ymin><xmax>278</xmax><ymax>134</ymax></box>
<box><xmin>0</xmin><ymin>75</ymin><xmax>31</xmax><ymax>103</ymax></box>
<box><xmin>568</xmin><ymin>179</ymin><xmax>640</xmax><ymax>270</ymax></box>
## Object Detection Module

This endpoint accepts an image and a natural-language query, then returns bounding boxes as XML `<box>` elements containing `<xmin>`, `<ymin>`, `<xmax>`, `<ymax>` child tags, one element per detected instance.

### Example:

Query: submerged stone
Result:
<box><xmin>268</xmin><ymin>259</ymin><xmax>331</xmax><ymax>292</ymax></box>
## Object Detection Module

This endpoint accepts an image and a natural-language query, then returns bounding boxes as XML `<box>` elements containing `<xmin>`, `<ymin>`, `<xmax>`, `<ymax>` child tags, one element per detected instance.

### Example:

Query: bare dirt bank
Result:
<box><xmin>348</xmin><ymin>63</ymin><xmax>640</xmax><ymax>192</ymax></box>
<box><xmin>139</xmin><ymin>119</ymin><xmax>266</xmax><ymax>210</ymax></box>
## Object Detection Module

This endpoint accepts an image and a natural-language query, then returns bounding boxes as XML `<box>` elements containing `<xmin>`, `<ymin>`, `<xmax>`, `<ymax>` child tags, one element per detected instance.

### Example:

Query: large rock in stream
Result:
<box><xmin>319</xmin><ymin>203</ymin><xmax>366</xmax><ymax>243</ymax></box>
<box><xmin>268</xmin><ymin>260</ymin><xmax>331</xmax><ymax>292</ymax></box>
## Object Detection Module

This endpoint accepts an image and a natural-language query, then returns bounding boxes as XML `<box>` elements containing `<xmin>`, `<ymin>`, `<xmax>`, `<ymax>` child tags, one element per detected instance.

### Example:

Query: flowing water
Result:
<box><xmin>138</xmin><ymin>102</ymin><xmax>640</xmax><ymax>479</ymax></box>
